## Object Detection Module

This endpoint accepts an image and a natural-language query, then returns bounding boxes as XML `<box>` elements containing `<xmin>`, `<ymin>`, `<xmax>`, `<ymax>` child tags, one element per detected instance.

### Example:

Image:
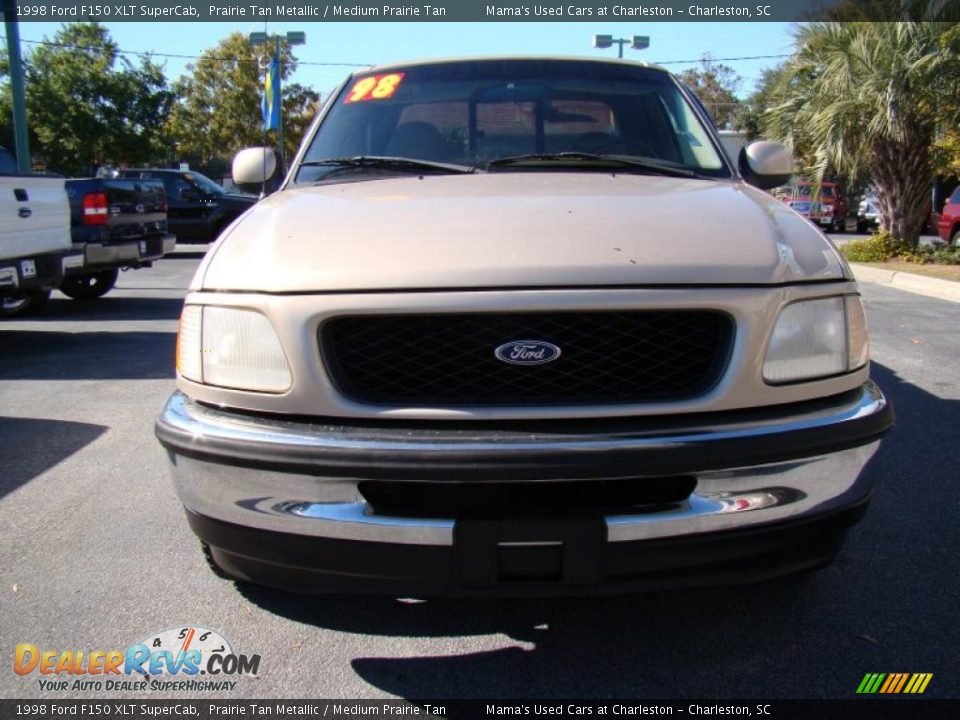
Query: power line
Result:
<box><xmin>2</xmin><ymin>37</ymin><xmax>791</xmax><ymax>70</ymax></box>
<box><xmin>654</xmin><ymin>53</ymin><xmax>791</xmax><ymax>65</ymax></box>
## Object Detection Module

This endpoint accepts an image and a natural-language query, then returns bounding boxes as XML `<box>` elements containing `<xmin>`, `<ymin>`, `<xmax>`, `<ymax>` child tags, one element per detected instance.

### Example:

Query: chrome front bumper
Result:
<box><xmin>156</xmin><ymin>382</ymin><xmax>891</xmax><ymax>548</ymax></box>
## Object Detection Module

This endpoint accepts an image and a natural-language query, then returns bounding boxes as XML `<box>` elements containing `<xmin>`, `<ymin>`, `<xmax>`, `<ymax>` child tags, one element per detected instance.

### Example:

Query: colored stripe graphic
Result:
<box><xmin>892</xmin><ymin>673</ymin><xmax>910</xmax><ymax>693</ymax></box>
<box><xmin>879</xmin><ymin>674</ymin><xmax>896</xmax><ymax>693</ymax></box>
<box><xmin>857</xmin><ymin>673</ymin><xmax>933</xmax><ymax>694</ymax></box>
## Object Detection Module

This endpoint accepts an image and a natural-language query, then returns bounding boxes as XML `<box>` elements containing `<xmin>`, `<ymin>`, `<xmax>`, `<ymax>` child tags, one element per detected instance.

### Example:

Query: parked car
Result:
<box><xmin>0</xmin><ymin>147</ymin><xmax>80</xmax><ymax>316</ymax></box>
<box><xmin>937</xmin><ymin>186</ymin><xmax>960</xmax><ymax>246</ymax></box>
<box><xmin>156</xmin><ymin>57</ymin><xmax>892</xmax><ymax>595</ymax></box>
<box><xmin>783</xmin><ymin>181</ymin><xmax>848</xmax><ymax>232</ymax></box>
<box><xmin>857</xmin><ymin>191</ymin><xmax>880</xmax><ymax>234</ymax></box>
<box><xmin>118</xmin><ymin>168</ymin><xmax>256</xmax><ymax>244</ymax></box>
<box><xmin>62</xmin><ymin>177</ymin><xmax>175</xmax><ymax>299</ymax></box>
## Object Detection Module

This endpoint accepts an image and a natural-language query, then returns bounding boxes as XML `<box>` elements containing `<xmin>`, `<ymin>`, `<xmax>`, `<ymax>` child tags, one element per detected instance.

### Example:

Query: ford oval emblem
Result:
<box><xmin>495</xmin><ymin>340</ymin><xmax>562</xmax><ymax>366</ymax></box>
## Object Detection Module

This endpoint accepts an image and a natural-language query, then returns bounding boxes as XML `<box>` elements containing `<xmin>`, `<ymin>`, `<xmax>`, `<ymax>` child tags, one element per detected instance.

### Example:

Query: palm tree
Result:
<box><xmin>764</xmin><ymin>21</ymin><xmax>960</xmax><ymax>246</ymax></box>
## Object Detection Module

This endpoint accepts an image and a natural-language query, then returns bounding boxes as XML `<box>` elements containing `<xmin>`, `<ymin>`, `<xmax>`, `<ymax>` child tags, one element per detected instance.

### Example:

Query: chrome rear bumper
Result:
<box><xmin>79</xmin><ymin>234</ymin><xmax>176</xmax><ymax>268</ymax></box>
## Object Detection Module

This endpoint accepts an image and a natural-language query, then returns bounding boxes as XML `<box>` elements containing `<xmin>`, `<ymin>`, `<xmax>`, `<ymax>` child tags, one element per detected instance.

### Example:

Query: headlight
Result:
<box><xmin>176</xmin><ymin>305</ymin><xmax>292</xmax><ymax>393</ymax></box>
<box><xmin>763</xmin><ymin>296</ymin><xmax>869</xmax><ymax>383</ymax></box>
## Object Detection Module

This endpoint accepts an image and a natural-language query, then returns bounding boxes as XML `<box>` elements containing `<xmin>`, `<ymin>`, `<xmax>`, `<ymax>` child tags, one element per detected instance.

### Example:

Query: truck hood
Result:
<box><xmin>199</xmin><ymin>173</ymin><xmax>848</xmax><ymax>292</ymax></box>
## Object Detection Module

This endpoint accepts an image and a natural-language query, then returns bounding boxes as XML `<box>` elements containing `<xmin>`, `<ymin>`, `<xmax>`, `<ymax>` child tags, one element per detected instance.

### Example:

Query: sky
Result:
<box><xmin>13</xmin><ymin>21</ymin><xmax>799</xmax><ymax>98</ymax></box>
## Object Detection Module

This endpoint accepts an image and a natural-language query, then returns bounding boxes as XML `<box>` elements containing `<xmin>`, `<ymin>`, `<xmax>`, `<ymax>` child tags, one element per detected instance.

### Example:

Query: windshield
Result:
<box><xmin>186</xmin><ymin>171</ymin><xmax>226</xmax><ymax>195</ymax></box>
<box><xmin>296</xmin><ymin>59</ymin><xmax>729</xmax><ymax>184</ymax></box>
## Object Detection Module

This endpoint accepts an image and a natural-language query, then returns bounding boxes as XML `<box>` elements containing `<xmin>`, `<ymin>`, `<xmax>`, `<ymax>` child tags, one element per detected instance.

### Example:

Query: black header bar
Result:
<box><xmin>2</xmin><ymin>699</ymin><xmax>959</xmax><ymax>720</ymax></box>
<box><xmin>4</xmin><ymin>0</ymin><xmax>960</xmax><ymax>23</ymax></box>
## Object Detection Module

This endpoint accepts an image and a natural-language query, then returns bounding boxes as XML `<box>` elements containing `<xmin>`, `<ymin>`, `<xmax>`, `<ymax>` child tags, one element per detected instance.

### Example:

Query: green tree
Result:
<box><xmin>678</xmin><ymin>55</ymin><xmax>742</xmax><ymax>130</ymax></box>
<box><xmin>764</xmin><ymin>21</ymin><xmax>960</xmax><ymax>245</ymax></box>
<box><xmin>166</xmin><ymin>33</ymin><xmax>318</xmax><ymax>171</ymax></box>
<box><xmin>739</xmin><ymin>62</ymin><xmax>826</xmax><ymax>173</ymax></box>
<box><xmin>0</xmin><ymin>23</ymin><xmax>171</xmax><ymax>175</ymax></box>
<box><xmin>740</xmin><ymin>64</ymin><xmax>788</xmax><ymax>140</ymax></box>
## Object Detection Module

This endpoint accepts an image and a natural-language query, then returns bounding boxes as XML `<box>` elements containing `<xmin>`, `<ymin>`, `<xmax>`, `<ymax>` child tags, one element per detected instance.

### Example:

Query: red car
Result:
<box><xmin>938</xmin><ymin>186</ymin><xmax>960</xmax><ymax>246</ymax></box>
<box><xmin>782</xmin><ymin>181</ymin><xmax>848</xmax><ymax>233</ymax></box>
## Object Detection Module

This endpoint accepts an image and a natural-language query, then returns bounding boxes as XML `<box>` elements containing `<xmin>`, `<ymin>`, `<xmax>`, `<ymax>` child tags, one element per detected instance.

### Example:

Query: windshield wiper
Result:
<box><xmin>299</xmin><ymin>156</ymin><xmax>476</xmax><ymax>175</ymax></box>
<box><xmin>487</xmin><ymin>152</ymin><xmax>697</xmax><ymax>178</ymax></box>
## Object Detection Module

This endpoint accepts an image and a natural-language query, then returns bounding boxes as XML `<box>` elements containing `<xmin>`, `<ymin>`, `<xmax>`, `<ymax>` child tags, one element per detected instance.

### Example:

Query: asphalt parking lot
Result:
<box><xmin>1</xmin><ymin>242</ymin><xmax>958</xmax><ymax>700</ymax></box>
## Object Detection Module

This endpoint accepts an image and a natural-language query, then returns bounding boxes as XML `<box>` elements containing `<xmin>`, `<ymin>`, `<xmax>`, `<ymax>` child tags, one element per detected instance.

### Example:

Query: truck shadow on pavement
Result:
<box><xmin>0</xmin><ymin>329</ymin><xmax>176</xmax><ymax>380</ymax></box>
<box><xmin>163</xmin><ymin>250</ymin><xmax>209</xmax><ymax>261</ymax></box>
<box><xmin>0</xmin><ymin>417</ymin><xmax>107</xmax><ymax>499</ymax></box>
<box><xmin>11</xmin><ymin>296</ymin><xmax>187</xmax><ymax>322</ymax></box>
<box><xmin>237</xmin><ymin>361</ymin><xmax>956</xmax><ymax>698</ymax></box>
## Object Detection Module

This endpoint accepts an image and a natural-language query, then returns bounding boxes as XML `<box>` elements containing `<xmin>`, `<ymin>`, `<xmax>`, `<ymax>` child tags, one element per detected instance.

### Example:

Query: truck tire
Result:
<box><xmin>59</xmin><ymin>269</ymin><xmax>118</xmax><ymax>300</ymax></box>
<box><xmin>952</xmin><ymin>229</ymin><xmax>960</xmax><ymax>248</ymax></box>
<box><xmin>1</xmin><ymin>289</ymin><xmax>51</xmax><ymax>317</ymax></box>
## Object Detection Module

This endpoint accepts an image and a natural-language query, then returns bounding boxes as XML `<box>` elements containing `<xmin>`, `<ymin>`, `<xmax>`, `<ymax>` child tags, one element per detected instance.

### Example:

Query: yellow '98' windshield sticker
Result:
<box><xmin>344</xmin><ymin>73</ymin><xmax>405</xmax><ymax>104</ymax></box>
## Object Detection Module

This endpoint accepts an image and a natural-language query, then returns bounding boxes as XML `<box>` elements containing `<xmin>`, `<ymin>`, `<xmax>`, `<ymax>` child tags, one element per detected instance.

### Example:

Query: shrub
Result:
<box><xmin>840</xmin><ymin>232</ymin><xmax>896</xmax><ymax>263</ymax></box>
<box><xmin>839</xmin><ymin>232</ymin><xmax>960</xmax><ymax>265</ymax></box>
<box><xmin>896</xmin><ymin>244</ymin><xmax>960</xmax><ymax>266</ymax></box>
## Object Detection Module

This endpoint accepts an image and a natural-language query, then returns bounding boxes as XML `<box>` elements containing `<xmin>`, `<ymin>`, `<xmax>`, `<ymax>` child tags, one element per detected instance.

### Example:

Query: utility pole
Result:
<box><xmin>2</xmin><ymin>0</ymin><xmax>30</xmax><ymax>172</ymax></box>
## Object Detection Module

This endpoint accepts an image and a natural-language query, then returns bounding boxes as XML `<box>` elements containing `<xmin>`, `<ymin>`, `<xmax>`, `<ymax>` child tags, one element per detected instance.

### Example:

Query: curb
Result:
<box><xmin>850</xmin><ymin>263</ymin><xmax>960</xmax><ymax>304</ymax></box>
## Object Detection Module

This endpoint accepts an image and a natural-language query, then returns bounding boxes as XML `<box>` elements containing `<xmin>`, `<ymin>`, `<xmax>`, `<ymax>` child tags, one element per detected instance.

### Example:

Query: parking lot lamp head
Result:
<box><xmin>593</xmin><ymin>34</ymin><xmax>650</xmax><ymax>59</ymax></box>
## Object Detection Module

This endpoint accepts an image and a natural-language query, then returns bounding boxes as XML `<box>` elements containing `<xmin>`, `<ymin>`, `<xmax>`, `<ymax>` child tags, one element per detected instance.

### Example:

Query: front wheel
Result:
<box><xmin>952</xmin><ymin>229</ymin><xmax>960</xmax><ymax>248</ymax></box>
<box><xmin>1</xmin><ymin>289</ymin><xmax>51</xmax><ymax>317</ymax></box>
<box><xmin>59</xmin><ymin>269</ymin><xmax>118</xmax><ymax>300</ymax></box>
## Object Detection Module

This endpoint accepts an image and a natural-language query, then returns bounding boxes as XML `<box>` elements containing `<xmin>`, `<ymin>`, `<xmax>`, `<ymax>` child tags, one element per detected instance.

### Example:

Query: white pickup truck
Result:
<box><xmin>0</xmin><ymin>147</ymin><xmax>80</xmax><ymax>315</ymax></box>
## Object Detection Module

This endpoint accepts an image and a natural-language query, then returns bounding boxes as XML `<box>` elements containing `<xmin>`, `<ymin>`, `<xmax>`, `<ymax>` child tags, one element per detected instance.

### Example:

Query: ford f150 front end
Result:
<box><xmin>155</xmin><ymin>57</ymin><xmax>892</xmax><ymax>594</ymax></box>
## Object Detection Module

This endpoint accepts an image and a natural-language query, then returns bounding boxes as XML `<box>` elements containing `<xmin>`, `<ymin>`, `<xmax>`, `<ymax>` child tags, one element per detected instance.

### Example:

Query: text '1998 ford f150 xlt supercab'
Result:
<box><xmin>155</xmin><ymin>57</ymin><xmax>893</xmax><ymax>595</ymax></box>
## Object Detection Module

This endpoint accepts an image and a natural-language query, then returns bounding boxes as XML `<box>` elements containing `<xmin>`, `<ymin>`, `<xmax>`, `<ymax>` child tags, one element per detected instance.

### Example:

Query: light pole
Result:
<box><xmin>593</xmin><ymin>35</ymin><xmax>650</xmax><ymax>59</ymax></box>
<box><xmin>248</xmin><ymin>30</ymin><xmax>306</xmax><ymax>174</ymax></box>
<box><xmin>3</xmin><ymin>0</ymin><xmax>30</xmax><ymax>172</ymax></box>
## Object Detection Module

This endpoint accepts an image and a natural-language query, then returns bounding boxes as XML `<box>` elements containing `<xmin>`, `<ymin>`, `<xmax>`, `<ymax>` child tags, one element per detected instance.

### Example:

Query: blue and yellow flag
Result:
<box><xmin>262</xmin><ymin>55</ymin><xmax>280</xmax><ymax>132</ymax></box>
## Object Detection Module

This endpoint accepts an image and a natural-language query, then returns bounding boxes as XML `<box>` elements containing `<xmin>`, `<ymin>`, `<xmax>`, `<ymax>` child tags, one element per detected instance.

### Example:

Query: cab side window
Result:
<box><xmin>174</xmin><ymin>178</ymin><xmax>195</xmax><ymax>200</ymax></box>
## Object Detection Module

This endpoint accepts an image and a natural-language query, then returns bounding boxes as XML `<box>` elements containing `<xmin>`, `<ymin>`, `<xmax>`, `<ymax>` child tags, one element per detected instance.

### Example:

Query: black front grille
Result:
<box><xmin>321</xmin><ymin>311</ymin><xmax>733</xmax><ymax>406</ymax></box>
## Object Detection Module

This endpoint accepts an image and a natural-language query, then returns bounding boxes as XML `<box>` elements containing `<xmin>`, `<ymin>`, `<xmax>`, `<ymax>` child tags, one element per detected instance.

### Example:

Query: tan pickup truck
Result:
<box><xmin>156</xmin><ymin>57</ymin><xmax>892</xmax><ymax>595</ymax></box>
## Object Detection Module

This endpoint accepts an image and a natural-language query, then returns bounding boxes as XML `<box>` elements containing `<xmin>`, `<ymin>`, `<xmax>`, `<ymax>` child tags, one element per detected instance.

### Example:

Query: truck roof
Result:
<box><xmin>359</xmin><ymin>54</ymin><xmax>668</xmax><ymax>76</ymax></box>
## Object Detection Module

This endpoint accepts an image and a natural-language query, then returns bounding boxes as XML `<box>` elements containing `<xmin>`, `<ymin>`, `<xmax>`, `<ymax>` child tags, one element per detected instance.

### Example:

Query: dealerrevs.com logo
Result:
<box><xmin>14</xmin><ymin>626</ymin><xmax>260</xmax><ymax>692</ymax></box>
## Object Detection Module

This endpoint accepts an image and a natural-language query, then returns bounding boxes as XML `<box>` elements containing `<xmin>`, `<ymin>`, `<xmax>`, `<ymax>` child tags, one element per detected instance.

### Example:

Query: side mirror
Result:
<box><xmin>232</xmin><ymin>147</ymin><xmax>278</xmax><ymax>194</ymax></box>
<box><xmin>738</xmin><ymin>141</ymin><xmax>794</xmax><ymax>190</ymax></box>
